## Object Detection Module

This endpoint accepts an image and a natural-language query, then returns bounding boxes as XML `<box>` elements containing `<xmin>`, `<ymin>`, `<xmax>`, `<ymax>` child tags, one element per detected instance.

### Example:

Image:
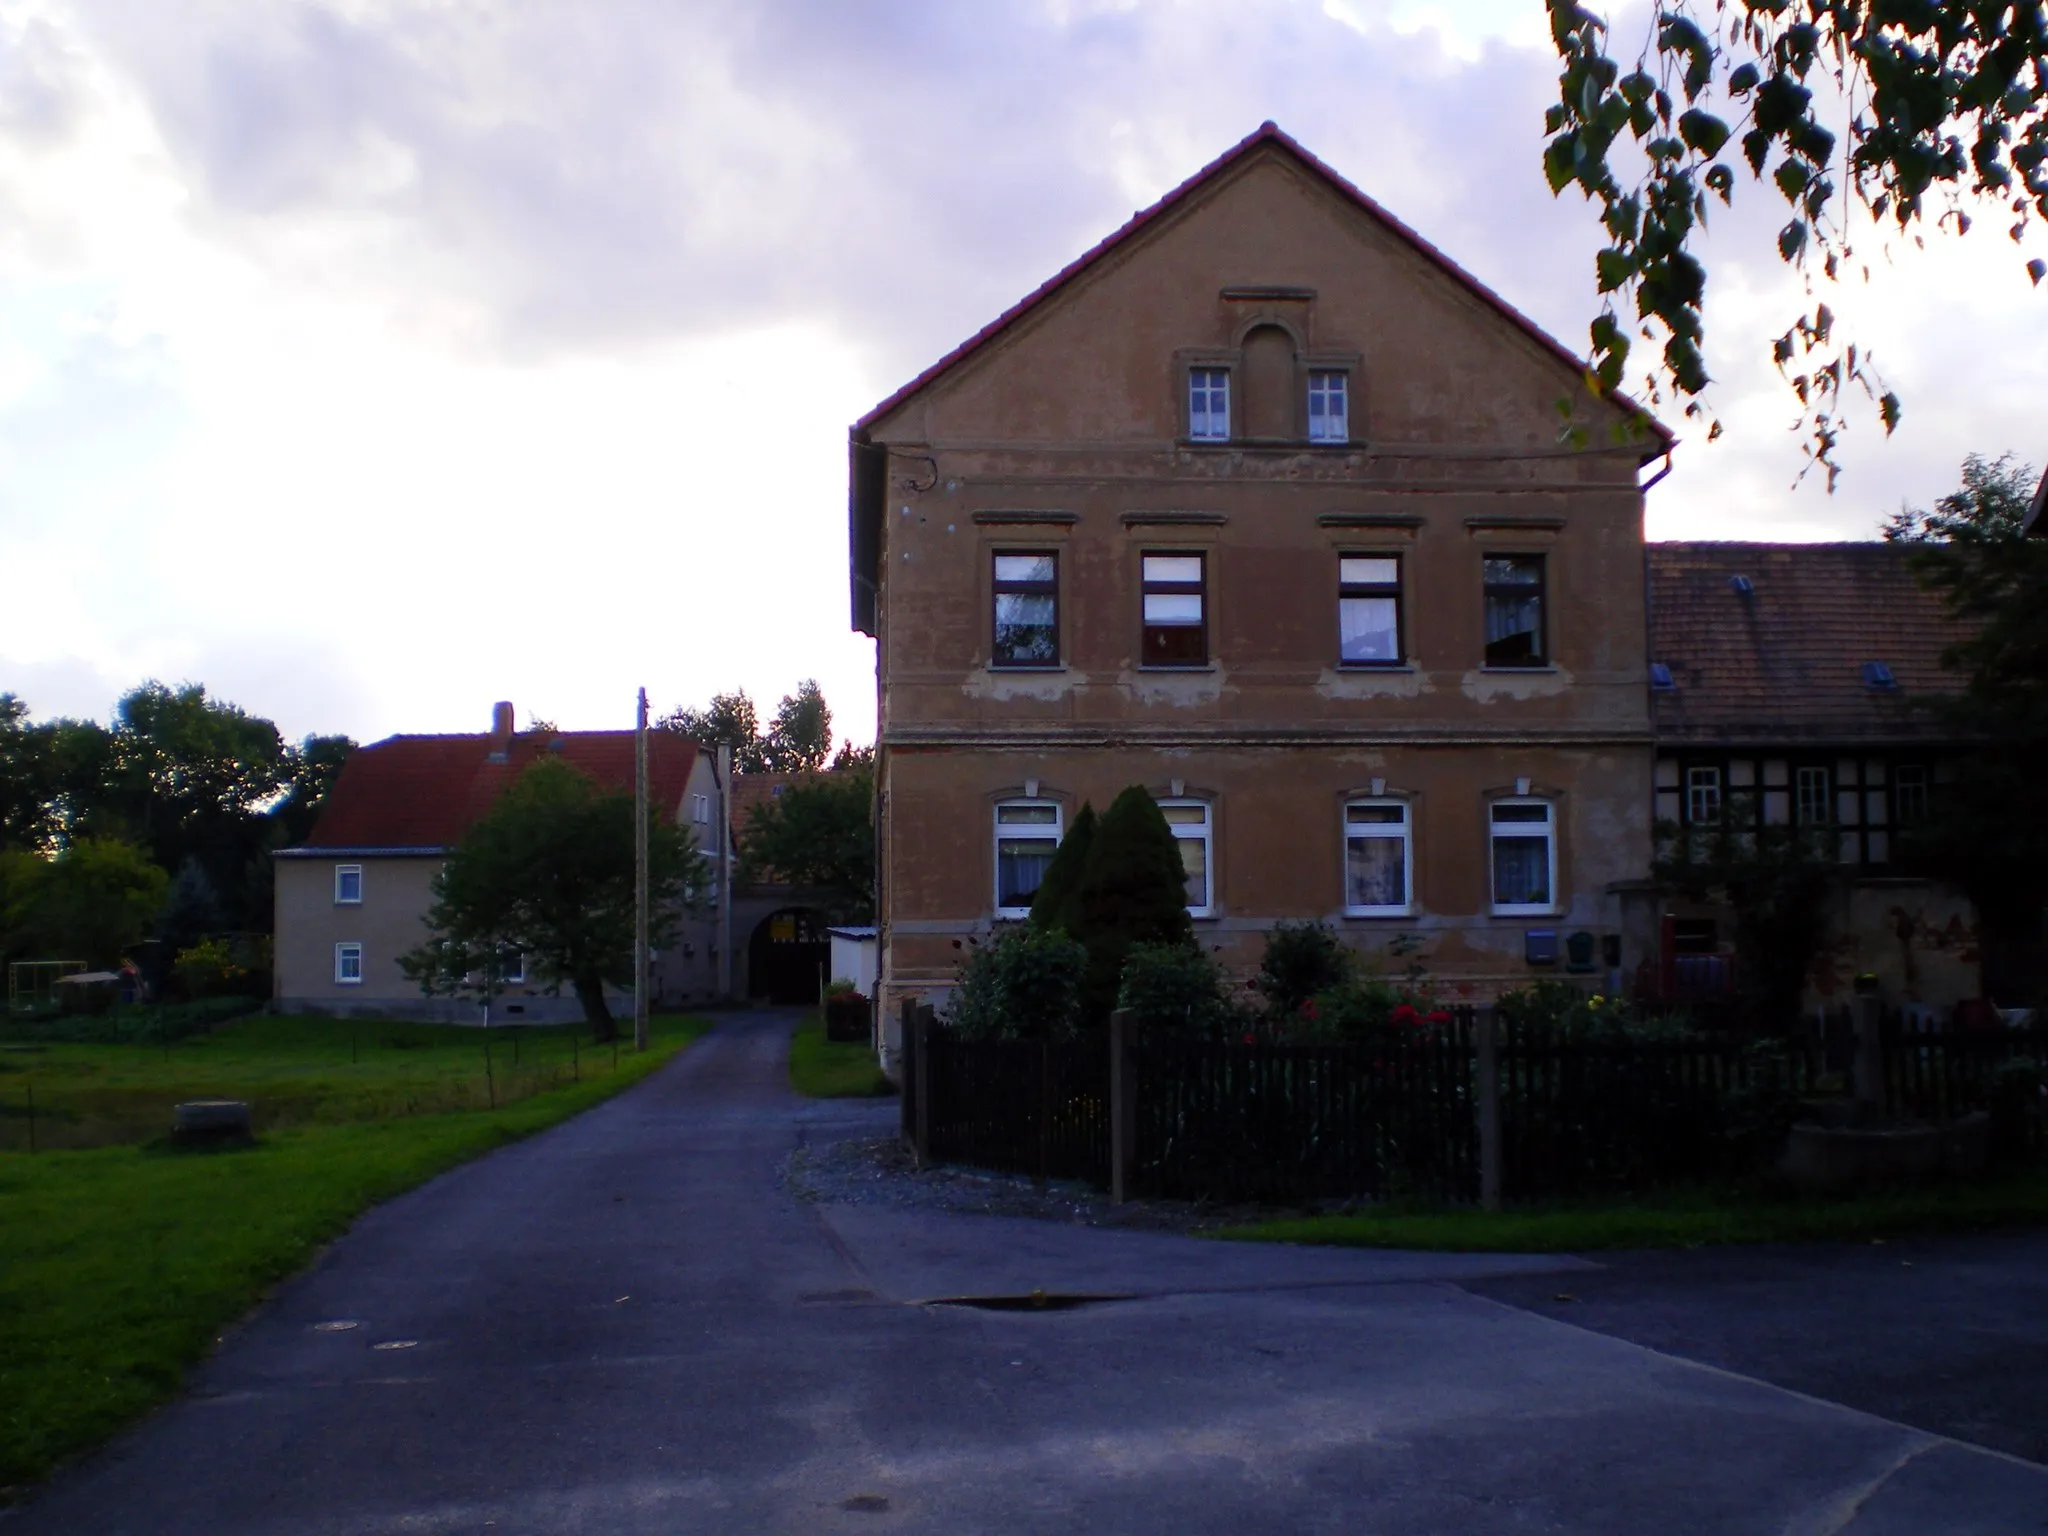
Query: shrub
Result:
<box><xmin>946</xmin><ymin>926</ymin><xmax>1089</xmax><ymax>1042</ymax></box>
<box><xmin>172</xmin><ymin>937</ymin><xmax>248</xmax><ymax>1000</ymax></box>
<box><xmin>1989</xmin><ymin>1057</ymin><xmax>2046</xmax><ymax>1163</ymax></box>
<box><xmin>1069</xmin><ymin>787</ymin><xmax>1193</xmax><ymax>1023</ymax></box>
<box><xmin>1027</xmin><ymin>802</ymin><xmax>1096</xmax><ymax>936</ymax></box>
<box><xmin>1495</xmin><ymin>979</ymin><xmax>1690</xmax><ymax>1042</ymax></box>
<box><xmin>1116</xmin><ymin>941</ymin><xmax>1244</xmax><ymax>1037</ymax></box>
<box><xmin>1251</xmin><ymin>921</ymin><xmax>1351</xmax><ymax>1020</ymax></box>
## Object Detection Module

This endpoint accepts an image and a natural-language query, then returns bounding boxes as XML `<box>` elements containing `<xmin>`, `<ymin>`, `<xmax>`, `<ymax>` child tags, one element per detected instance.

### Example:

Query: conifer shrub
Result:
<box><xmin>1116</xmin><ymin>940</ymin><xmax>1245</xmax><ymax>1038</ymax></box>
<box><xmin>945</xmin><ymin>925</ymin><xmax>1089</xmax><ymax>1042</ymax></box>
<box><xmin>1027</xmin><ymin>801</ymin><xmax>1096</xmax><ymax>935</ymax></box>
<box><xmin>1071</xmin><ymin>786</ymin><xmax>1194</xmax><ymax>1023</ymax></box>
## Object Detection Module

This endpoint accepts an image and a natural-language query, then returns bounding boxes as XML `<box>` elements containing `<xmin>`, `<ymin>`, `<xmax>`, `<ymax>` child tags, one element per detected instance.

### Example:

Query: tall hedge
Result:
<box><xmin>1072</xmin><ymin>786</ymin><xmax>1193</xmax><ymax>1022</ymax></box>
<box><xmin>1027</xmin><ymin>801</ymin><xmax>1096</xmax><ymax>935</ymax></box>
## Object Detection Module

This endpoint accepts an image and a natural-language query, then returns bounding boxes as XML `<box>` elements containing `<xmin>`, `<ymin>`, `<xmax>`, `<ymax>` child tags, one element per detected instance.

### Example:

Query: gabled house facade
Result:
<box><xmin>274</xmin><ymin>703</ymin><xmax>723</xmax><ymax>1021</ymax></box>
<box><xmin>850</xmin><ymin>124</ymin><xmax>1673</xmax><ymax>1060</ymax></box>
<box><xmin>1643</xmin><ymin>542</ymin><xmax>1980</xmax><ymax>1010</ymax></box>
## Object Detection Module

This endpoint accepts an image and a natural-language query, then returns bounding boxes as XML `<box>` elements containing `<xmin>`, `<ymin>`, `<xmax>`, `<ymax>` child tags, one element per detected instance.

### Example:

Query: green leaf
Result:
<box><xmin>1704</xmin><ymin>164</ymin><xmax>1735</xmax><ymax>202</ymax></box>
<box><xmin>1774</xmin><ymin>159</ymin><xmax>1811</xmax><ymax>200</ymax></box>
<box><xmin>1678</xmin><ymin>109</ymin><xmax>1729</xmax><ymax>156</ymax></box>
<box><xmin>1728</xmin><ymin>62</ymin><xmax>1760</xmax><ymax>93</ymax></box>
<box><xmin>2030</xmin><ymin>258</ymin><xmax>2046</xmax><ymax>286</ymax></box>
<box><xmin>1778</xmin><ymin>220</ymin><xmax>1808</xmax><ymax>261</ymax></box>
<box><xmin>1878</xmin><ymin>392</ymin><xmax>1902</xmax><ymax>433</ymax></box>
<box><xmin>1544</xmin><ymin>135</ymin><xmax>1578</xmax><ymax>194</ymax></box>
<box><xmin>1596</xmin><ymin>248</ymin><xmax>1637</xmax><ymax>291</ymax></box>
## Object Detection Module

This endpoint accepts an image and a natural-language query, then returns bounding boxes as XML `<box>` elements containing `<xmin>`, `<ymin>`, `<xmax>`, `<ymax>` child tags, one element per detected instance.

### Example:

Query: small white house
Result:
<box><xmin>827</xmin><ymin>925</ymin><xmax>878</xmax><ymax>998</ymax></box>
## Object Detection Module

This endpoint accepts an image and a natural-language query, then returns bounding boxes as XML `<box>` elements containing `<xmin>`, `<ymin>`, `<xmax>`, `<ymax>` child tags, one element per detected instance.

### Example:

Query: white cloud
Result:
<box><xmin>0</xmin><ymin>0</ymin><xmax>2040</xmax><ymax>747</ymax></box>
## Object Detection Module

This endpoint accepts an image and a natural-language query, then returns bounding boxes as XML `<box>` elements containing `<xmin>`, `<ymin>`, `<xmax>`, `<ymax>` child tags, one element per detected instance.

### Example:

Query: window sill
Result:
<box><xmin>1344</xmin><ymin>908</ymin><xmax>1417</xmax><ymax>921</ymax></box>
<box><xmin>1337</xmin><ymin>661</ymin><xmax>1413</xmax><ymax>672</ymax></box>
<box><xmin>1175</xmin><ymin>438</ymin><xmax>1359</xmax><ymax>451</ymax></box>
<box><xmin>987</xmin><ymin>664</ymin><xmax>1068</xmax><ymax>674</ymax></box>
<box><xmin>1136</xmin><ymin>663</ymin><xmax>1217</xmax><ymax>673</ymax></box>
<box><xmin>1478</xmin><ymin>664</ymin><xmax>1556</xmax><ymax>674</ymax></box>
<box><xmin>1491</xmin><ymin>908</ymin><xmax>1559</xmax><ymax>920</ymax></box>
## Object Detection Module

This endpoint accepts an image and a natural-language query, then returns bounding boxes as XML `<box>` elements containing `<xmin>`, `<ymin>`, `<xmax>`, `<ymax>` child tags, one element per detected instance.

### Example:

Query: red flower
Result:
<box><xmin>1426</xmin><ymin>1009</ymin><xmax>1452</xmax><ymax>1025</ymax></box>
<box><xmin>1241</xmin><ymin>1032</ymin><xmax>1257</xmax><ymax>1046</ymax></box>
<box><xmin>1299</xmin><ymin>999</ymin><xmax>1319</xmax><ymax>1020</ymax></box>
<box><xmin>1391</xmin><ymin>1003</ymin><xmax>1419</xmax><ymax>1026</ymax></box>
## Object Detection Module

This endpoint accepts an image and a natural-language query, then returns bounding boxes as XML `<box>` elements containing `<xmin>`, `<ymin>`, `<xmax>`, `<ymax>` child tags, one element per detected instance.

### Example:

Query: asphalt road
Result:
<box><xmin>10</xmin><ymin>1010</ymin><xmax>2047</xmax><ymax>1535</ymax></box>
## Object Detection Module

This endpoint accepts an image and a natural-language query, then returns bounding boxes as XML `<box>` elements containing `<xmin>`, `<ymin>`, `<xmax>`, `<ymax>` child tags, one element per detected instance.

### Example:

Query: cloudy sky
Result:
<box><xmin>2</xmin><ymin>0</ymin><xmax>2041</xmax><ymax>750</ymax></box>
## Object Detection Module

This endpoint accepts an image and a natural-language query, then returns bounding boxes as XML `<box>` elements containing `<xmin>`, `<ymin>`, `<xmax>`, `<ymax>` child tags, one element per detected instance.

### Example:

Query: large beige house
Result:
<box><xmin>850</xmin><ymin>123</ymin><xmax>1673</xmax><ymax>1058</ymax></box>
<box><xmin>273</xmin><ymin>703</ymin><xmax>723</xmax><ymax>1020</ymax></box>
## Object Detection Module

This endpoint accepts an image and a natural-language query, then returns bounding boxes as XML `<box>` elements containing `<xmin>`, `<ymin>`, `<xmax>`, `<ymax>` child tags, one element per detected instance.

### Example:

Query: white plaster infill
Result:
<box><xmin>1120</xmin><ymin>667</ymin><xmax>1225</xmax><ymax>708</ymax></box>
<box><xmin>1462</xmin><ymin>665</ymin><xmax>1573</xmax><ymax>702</ymax></box>
<box><xmin>964</xmin><ymin>668</ymin><xmax>1080</xmax><ymax>703</ymax></box>
<box><xmin>1317</xmin><ymin>665</ymin><xmax>1430</xmax><ymax>701</ymax></box>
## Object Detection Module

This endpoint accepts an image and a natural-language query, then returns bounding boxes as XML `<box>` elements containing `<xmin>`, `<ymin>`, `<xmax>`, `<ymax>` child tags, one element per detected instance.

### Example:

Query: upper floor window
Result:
<box><xmin>991</xmin><ymin>552</ymin><xmax>1059</xmax><ymax>667</ymax></box>
<box><xmin>691</xmin><ymin>793</ymin><xmax>711</xmax><ymax>825</ymax></box>
<box><xmin>1894</xmin><ymin>763</ymin><xmax>1929</xmax><ymax>825</ymax></box>
<box><xmin>1344</xmin><ymin>801</ymin><xmax>1410</xmax><ymax>915</ymax></box>
<box><xmin>335</xmin><ymin>864</ymin><xmax>363</xmax><ymax>904</ymax></box>
<box><xmin>1188</xmin><ymin>368</ymin><xmax>1230</xmax><ymax>441</ymax></box>
<box><xmin>1795</xmin><ymin>765</ymin><xmax>1830</xmax><ymax>825</ymax></box>
<box><xmin>1490</xmin><ymin>799</ymin><xmax>1556</xmax><ymax>914</ymax></box>
<box><xmin>1482</xmin><ymin>555</ymin><xmax>1546</xmax><ymax>667</ymax></box>
<box><xmin>335</xmin><ymin>942</ymin><xmax>364</xmax><ymax>984</ymax></box>
<box><xmin>1161</xmin><ymin>800</ymin><xmax>1213</xmax><ymax>916</ymax></box>
<box><xmin>994</xmin><ymin>800</ymin><xmax>1062</xmax><ymax>916</ymax></box>
<box><xmin>1338</xmin><ymin>556</ymin><xmax>1402</xmax><ymax>664</ymax></box>
<box><xmin>1141</xmin><ymin>553</ymin><xmax>1208</xmax><ymax>667</ymax></box>
<box><xmin>1685</xmin><ymin>766</ymin><xmax>1722</xmax><ymax>825</ymax></box>
<box><xmin>1307</xmin><ymin>370</ymin><xmax>1349</xmax><ymax>443</ymax></box>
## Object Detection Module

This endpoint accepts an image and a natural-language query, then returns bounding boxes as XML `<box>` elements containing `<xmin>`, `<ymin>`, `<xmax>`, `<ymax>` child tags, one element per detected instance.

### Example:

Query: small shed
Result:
<box><xmin>826</xmin><ymin>926</ymin><xmax>878</xmax><ymax>998</ymax></box>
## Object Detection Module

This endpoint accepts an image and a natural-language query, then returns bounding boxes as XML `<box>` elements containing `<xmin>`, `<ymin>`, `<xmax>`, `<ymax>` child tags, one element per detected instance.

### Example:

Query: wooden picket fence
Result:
<box><xmin>896</xmin><ymin>1001</ymin><xmax>2048</xmax><ymax>1207</ymax></box>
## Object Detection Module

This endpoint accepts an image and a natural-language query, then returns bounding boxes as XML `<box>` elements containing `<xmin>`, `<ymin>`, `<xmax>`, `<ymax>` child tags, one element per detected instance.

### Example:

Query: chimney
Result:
<box><xmin>489</xmin><ymin>701</ymin><xmax>514</xmax><ymax>761</ymax></box>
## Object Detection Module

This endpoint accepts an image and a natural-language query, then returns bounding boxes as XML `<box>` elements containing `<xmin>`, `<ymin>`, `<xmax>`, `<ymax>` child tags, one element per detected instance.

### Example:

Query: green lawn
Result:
<box><xmin>1218</xmin><ymin>1170</ymin><xmax>2048</xmax><ymax>1253</ymax></box>
<box><xmin>789</xmin><ymin>1017</ymin><xmax>894</xmax><ymax>1099</ymax></box>
<box><xmin>0</xmin><ymin>1013</ymin><xmax>707</xmax><ymax>1497</ymax></box>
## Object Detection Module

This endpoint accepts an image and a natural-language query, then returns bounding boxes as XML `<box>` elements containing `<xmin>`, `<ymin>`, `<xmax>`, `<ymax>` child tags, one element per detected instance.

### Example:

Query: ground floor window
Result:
<box><xmin>995</xmin><ymin>800</ymin><xmax>1062</xmax><ymax>916</ymax></box>
<box><xmin>1344</xmin><ymin>801</ymin><xmax>1410</xmax><ymax>914</ymax></box>
<box><xmin>1160</xmin><ymin>800</ymin><xmax>1213</xmax><ymax>915</ymax></box>
<box><xmin>1490</xmin><ymin>800</ymin><xmax>1555</xmax><ymax>914</ymax></box>
<box><xmin>335</xmin><ymin>943</ymin><xmax>364</xmax><ymax>984</ymax></box>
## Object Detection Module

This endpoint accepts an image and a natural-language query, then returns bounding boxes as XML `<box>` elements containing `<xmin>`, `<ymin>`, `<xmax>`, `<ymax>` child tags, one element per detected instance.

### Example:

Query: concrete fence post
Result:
<box><xmin>1852</xmin><ymin>992</ymin><xmax>1885</xmax><ymax>1117</ymax></box>
<box><xmin>1475</xmin><ymin>1006</ymin><xmax>1503</xmax><ymax>1212</ymax></box>
<box><xmin>1110</xmin><ymin>1008</ymin><xmax>1136</xmax><ymax>1205</ymax></box>
<box><xmin>898</xmin><ymin>996</ymin><xmax>918</xmax><ymax>1149</ymax></box>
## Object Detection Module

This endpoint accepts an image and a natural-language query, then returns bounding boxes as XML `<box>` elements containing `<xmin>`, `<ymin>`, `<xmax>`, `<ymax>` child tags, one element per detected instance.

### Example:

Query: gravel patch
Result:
<box><xmin>783</xmin><ymin>1132</ymin><xmax>1303</xmax><ymax>1234</ymax></box>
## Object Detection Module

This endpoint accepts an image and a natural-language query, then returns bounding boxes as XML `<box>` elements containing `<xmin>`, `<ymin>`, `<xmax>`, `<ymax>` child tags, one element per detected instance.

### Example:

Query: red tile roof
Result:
<box><xmin>290</xmin><ymin>731</ymin><xmax>699</xmax><ymax>852</ymax></box>
<box><xmin>854</xmin><ymin>120</ymin><xmax>1670</xmax><ymax>453</ymax></box>
<box><xmin>1648</xmin><ymin>543</ymin><xmax>1973</xmax><ymax>745</ymax></box>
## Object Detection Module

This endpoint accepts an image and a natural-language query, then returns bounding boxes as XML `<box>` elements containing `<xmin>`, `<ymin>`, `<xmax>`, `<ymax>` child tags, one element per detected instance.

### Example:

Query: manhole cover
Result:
<box><xmin>371</xmin><ymin>1339</ymin><xmax>419</xmax><ymax>1351</ymax></box>
<box><xmin>312</xmin><ymin>1320</ymin><xmax>362</xmax><ymax>1333</ymax></box>
<box><xmin>925</xmin><ymin>1292</ymin><xmax>1124</xmax><ymax>1312</ymax></box>
<box><xmin>841</xmin><ymin>1493</ymin><xmax>890</xmax><ymax>1513</ymax></box>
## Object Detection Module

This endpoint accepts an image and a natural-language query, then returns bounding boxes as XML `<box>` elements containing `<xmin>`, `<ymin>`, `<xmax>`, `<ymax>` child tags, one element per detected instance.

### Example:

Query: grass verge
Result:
<box><xmin>789</xmin><ymin>1017</ymin><xmax>894</xmax><ymax>1099</ymax></box>
<box><xmin>0</xmin><ymin>1015</ymin><xmax>707</xmax><ymax>1498</ymax></box>
<box><xmin>1216</xmin><ymin>1169</ymin><xmax>2048</xmax><ymax>1253</ymax></box>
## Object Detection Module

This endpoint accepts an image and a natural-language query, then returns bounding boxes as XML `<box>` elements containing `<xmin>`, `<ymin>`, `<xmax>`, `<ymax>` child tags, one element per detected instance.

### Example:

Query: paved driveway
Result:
<box><xmin>10</xmin><ymin>1010</ymin><xmax>2046</xmax><ymax>1534</ymax></box>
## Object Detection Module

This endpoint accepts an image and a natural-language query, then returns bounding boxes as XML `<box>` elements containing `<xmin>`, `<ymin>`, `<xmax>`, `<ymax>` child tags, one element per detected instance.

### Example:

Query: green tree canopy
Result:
<box><xmin>1</xmin><ymin>839</ymin><xmax>169</xmax><ymax>969</ymax></box>
<box><xmin>400</xmin><ymin>759</ymin><xmax>710</xmax><ymax>1038</ymax></box>
<box><xmin>1542</xmin><ymin>1</ymin><xmax>2048</xmax><ymax>484</ymax></box>
<box><xmin>738</xmin><ymin>767</ymin><xmax>875</xmax><ymax>921</ymax></box>
<box><xmin>660</xmin><ymin>689</ymin><xmax>768</xmax><ymax>773</ymax></box>
<box><xmin>763</xmin><ymin>679</ymin><xmax>833</xmax><ymax>773</ymax></box>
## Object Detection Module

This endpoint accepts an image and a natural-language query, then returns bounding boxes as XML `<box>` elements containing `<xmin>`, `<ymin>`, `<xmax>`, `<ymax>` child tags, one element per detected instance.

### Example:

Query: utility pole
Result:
<box><xmin>633</xmin><ymin>687</ymin><xmax>649</xmax><ymax>1053</ymax></box>
<box><xmin>716</xmin><ymin>742</ymin><xmax>733</xmax><ymax>1000</ymax></box>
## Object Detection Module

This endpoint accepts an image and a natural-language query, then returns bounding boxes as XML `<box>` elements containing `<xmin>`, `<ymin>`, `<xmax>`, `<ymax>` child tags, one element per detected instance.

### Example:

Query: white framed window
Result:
<box><xmin>1685</xmin><ymin>766</ymin><xmax>1722</xmax><ymax>825</ymax></box>
<box><xmin>994</xmin><ymin>800</ymin><xmax>1062</xmax><ymax>917</ymax></box>
<box><xmin>1160</xmin><ymin>800</ymin><xmax>1213</xmax><ymax>916</ymax></box>
<box><xmin>1344</xmin><ymin>801</ymin><xmax>1411</xmax><ymax>915</ymax></box>
<box><xmin>1489</xmin><ymin>799</ymin><xmax>1556</xmax><ymax>915</ymax></box>
<box><xmin>1795</xmin><ymin>765</ymin><xmax>1830</xmax><ymax>825</ymax></box>
<box><xmin>335</xmin><ymin>864</ymin><xmax>363</xmax><ymax>904</ymax></box>
<box><xmin>691</xmin><ymin>793</ymin><xmax>710</xmax><ymax>825</ymax></box>
<box><xmin>1307</xmin><ymin>370</ymin><xmax>1349</xmax><ymax>443</ymax></box>
<box><xmin>335</xmin><ymin>942</ymin><xmax>364</xmax><ymax>985</ymax></box>
<box><xmin>1894</xmin><ymin>763</ymin><xmax>1929</xmax><ymax>825</ymax></box>
<box><xmin>1188</xmin><ymin>367</ymin><xmax>1230</xmax><ymax>441</ymax></box>
<box><xmin>1338</xmin><ymin>555</ymin><xmax>1402</xmax><ymax>664</ymax></box>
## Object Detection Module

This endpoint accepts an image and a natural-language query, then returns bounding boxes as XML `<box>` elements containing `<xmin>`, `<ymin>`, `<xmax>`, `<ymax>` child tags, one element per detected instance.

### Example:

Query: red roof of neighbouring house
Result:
<box><xmin>1647</xmin><ymin>543</ymin><xmax>1972</xmax><ymax>745</ymax></box>
<box><xmin>854</xmin><ymin>120</ymin><xmax>1671</xmax><ymax>453</ymax></box>
<box><xmin>286</xmin><ymin>730</ymin><xmax>699</xmax><ymax>853</ymax></box>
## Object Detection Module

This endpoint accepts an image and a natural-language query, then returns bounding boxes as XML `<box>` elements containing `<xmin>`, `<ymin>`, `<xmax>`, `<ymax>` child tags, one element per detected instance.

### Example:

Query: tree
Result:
<box><xmin>1885</xmin><ymin>451</ymin><xmax>2048</xmax><ymax>994</ymax></box>
<box><xmin>1655</xmin><ymin>813</ymin><xmax>1835</xmax><ymax>1027</ymax></box>
<box><xmin>830</xmin><ymin>740</ymin><xmax>876</xmax><ymax>772</ymax></box>
<box><xmin>1069</xmin><ymin>787</ymin><xmax>1194</xmax><ymax>1023</ymax></box>
<box><xmin>1027</xmin><ymin>801</ymin><xmax>1097</xmax><ymax>936</ymax></box>
<box><xmin>1</xmin><ymin>839</ymin><xmax>170</xmax><ymax>969</ymax></box>
<box><xmin>400</xmin><ymin>759</ymin><xmax>710</xmax><ymax>1038</ymax></box>
<box><xmin>270</xmin><ymin>734</ymin><xmax>358</xmax><ymax>847</ymax></box>
<box><xmin>659</xmin><ymin>690</ymin><xmax>768</xmax><ymax>774</ymax></box>
<box><xmin>738</xmin><ymin>767</ymin><xmax>875</xmax><ymax>920</ymax></box>
<box><xmin>1542</xmin><ymin>2</ymin><xmax>2048</xmax><ymax>484</ymax></box>
<box><xmin>0</xmin><ymin>694</ymin><xmax>59</xmax><ymax>851</ymax></box>
<box><xmin>763</xmin><ymin>679</ymin><xmax>833</xmax><ymax>773</ymax></box>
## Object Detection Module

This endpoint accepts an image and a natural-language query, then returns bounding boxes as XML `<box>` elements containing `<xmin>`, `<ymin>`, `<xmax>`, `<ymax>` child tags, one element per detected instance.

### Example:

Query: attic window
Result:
<box><xmin>1648</xmin><ymin>662</ymin><xmax>1676</xmax><ymax>691</ymax></box>
<box><xmin>1863</xmin><ymin>661</ymin><xmax>1898</xmax><ymax>691</ymax></box>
